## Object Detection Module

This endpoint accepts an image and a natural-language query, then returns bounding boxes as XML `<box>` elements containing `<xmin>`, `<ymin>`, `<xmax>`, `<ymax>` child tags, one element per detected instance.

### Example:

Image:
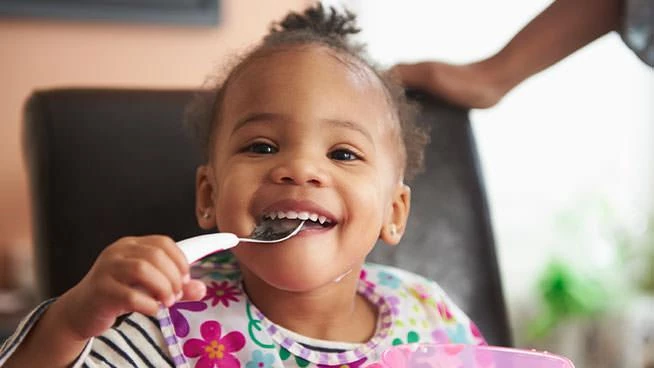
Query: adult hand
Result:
<box><xmin>390</xmin><ymin>61</ymin><xmax>509</xmax><ymax>109</ymax></box>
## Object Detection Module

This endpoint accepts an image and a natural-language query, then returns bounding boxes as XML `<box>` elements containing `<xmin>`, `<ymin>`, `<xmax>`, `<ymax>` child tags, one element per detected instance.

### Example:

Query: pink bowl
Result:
<box><xmin>377</xmin><ymin>344</ymin><xmax>575</xmax><ymax>368</ymax></box>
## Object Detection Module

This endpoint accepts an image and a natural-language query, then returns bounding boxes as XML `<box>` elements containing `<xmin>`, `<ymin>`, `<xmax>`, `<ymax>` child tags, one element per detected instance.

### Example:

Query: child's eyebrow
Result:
<box><xmin>232</xmin><ymin>112</ymin><xmax>279</xmax><ymax>134</ymax></box>
<box><xmin>233</xmin><ymin>112</ymin><xmax>373</xmax><ymax>143</ymax></box>
<box><xmin>323</xmin><ymin>118</ymin><xmax>373</xmax><ymax>144</ymax></box>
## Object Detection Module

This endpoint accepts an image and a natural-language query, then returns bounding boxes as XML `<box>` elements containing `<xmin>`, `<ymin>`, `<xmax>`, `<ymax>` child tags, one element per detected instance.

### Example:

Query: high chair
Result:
<box><xmin>22</xmin><ymin>88</ymin><xmax>512</xmax><ymax>346</ymax></box>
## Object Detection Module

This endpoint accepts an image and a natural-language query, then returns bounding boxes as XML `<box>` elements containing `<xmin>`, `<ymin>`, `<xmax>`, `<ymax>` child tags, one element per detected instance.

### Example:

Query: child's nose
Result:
<box><xmin>269</xmin><ymin>157</ymin><xmax>329</xmax><ymax>187</ymax></box>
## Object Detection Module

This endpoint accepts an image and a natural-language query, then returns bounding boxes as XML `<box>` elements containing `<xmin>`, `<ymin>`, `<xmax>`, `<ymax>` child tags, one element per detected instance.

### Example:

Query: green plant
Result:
<box><xmin>527</xmin><ymin>259</ymin><xmax>611</xmax><ymax>340</ymax></box>
<box><xmin>526</xmin><ymin>199</ymin><xmax>653</xmax><ymax>342</ymax></box>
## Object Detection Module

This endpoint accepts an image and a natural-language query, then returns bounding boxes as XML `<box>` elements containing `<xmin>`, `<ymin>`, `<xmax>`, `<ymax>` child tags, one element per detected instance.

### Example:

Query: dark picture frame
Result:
<box><xmin>0</xmin><ymin>0</ymin><xmax>219</xmax><ymax>26</ymax></box>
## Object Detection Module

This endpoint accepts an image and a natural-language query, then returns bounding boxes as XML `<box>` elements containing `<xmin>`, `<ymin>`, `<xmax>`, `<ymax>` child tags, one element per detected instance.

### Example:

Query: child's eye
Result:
<box><xmin>329</xmin><ymin>149</ymin><xmax>360</xmax><ymax>161</ymax></box>
<box><xmin>245</xmin><ymin>142</ymin><xmax>278</xmax><ymax>154</ymax></box>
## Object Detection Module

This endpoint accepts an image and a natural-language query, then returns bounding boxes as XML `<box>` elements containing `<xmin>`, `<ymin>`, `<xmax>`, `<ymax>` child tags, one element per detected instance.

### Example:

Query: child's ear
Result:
<box><xmin>380</xmin><ymin>184</ymin><xmax>411</xmax><ymax>245</ymax></box>
<box><xmin>195</xmin><ymin>165</ymin><xmax>216</xmax><ymax>230</ymax></box>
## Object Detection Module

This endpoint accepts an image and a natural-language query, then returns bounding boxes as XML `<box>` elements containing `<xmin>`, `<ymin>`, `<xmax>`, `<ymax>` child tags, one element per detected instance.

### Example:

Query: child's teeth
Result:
<box><xmin>266</xmin><ymin>211</ymin><xmax>329</xmax><ymax>223</ymax></box>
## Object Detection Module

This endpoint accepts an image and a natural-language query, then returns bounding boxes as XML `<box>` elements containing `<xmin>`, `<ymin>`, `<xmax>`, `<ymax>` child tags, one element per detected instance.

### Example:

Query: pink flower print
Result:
<box><xmin>318</xmin><ymin>357</ymin><xmax>367</xmax><ymax>368</ymax></box>
<box><xmin>360</xmin><ymin>269</ymin><xmax>375</xmax><ymax>290</ymax></box>
<box><xmin>436</xmin><ymin>301</ymin><xmax>453</xmax><ymax>322</ymax></box>
<box><xmin>408</xmin><ymin>285</ymin><xmax>430</xmax><ymax>302</ymax></box>
<box><xmin>470</xmin><ymin>321</ymin><xmax>487</xmax><ymax>345</ymax></box>
<box><xmin>203</xmin><ymin>280</ymin><xmax>242</xmax><ymax>308</ymax></box>
<box><xmin>183</xmin><ymin>321</ymin><xmax>246</xmax><ymax>368</ymax></box>
<box><xmin>170</xmin><ymin>301</ymin><xmax>208</xmax><ymax>338</ymax></box>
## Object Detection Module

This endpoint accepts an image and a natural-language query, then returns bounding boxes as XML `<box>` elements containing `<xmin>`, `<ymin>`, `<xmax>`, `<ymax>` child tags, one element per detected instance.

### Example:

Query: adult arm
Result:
<box><xmin>392</xmin><ymin>0</ymin><xmax>624</xmax><ymax>108</ymax></box>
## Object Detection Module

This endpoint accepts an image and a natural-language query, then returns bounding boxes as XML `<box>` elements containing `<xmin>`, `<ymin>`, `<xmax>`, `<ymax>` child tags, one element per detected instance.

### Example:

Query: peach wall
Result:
<box><xmin>0</xmin><ymin>0</ymin><xmax>308</xmax><ymax>287</ymax></box>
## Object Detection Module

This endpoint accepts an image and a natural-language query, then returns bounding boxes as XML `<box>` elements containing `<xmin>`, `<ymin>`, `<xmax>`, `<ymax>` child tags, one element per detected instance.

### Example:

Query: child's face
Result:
<box><xmin>196</xmin><ymin>46</ymin><xmax>410</xmax><ymax>292</ymax></box>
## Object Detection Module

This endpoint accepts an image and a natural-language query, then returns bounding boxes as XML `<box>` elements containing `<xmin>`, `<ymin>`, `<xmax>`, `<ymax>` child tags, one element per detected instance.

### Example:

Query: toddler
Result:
<box><xmin>0</xmin><ymin>4</ymin><xmax>485</xmax><ymax>368</ymax></box>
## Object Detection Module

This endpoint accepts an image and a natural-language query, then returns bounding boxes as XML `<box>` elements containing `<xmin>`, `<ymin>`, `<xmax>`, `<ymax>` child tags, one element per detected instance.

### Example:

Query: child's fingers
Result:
<box><xmin>180</xmin><ymin>280</ymin><xmax>207</xmax><ymax>301</ymax></box>
<box><xmin>124</xmin><ymin>242</ymin><xmax>185</xmax><ymax>296</ymax></box>
<box><xmin>111</xmin><ymin>280</ymin><xmax>161</xmax><ymax>317</ymax></box>
<box><xmin>140</xmin><ymin>235</ymin><xmax>190</xmax><ymax>279</ymax></box>
<box><xmin>115</xmin><ymin>259</ymin><xmax>177</xmax><ymax>306</ymax></box>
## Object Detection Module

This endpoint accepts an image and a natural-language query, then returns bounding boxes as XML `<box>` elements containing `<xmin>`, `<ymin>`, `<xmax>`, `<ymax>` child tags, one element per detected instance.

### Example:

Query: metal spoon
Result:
<box><xmin>177</xmin><ymin>220</ymin><xmax>305</xmax><ymax>264</ymax></box>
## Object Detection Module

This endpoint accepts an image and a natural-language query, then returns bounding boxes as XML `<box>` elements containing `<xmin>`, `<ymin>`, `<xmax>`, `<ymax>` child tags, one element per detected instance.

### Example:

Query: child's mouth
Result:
<box><xmin>259</xmin><ymin>211</ymin><xmax>335</xmax><ymax>233</ymax></box>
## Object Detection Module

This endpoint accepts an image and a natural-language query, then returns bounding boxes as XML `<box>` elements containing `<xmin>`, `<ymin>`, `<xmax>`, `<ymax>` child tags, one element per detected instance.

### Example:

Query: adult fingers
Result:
<box><xmin>389</xmin><ymin>63</ymin><xmax>431</xmax><ymax>89</ymax></box>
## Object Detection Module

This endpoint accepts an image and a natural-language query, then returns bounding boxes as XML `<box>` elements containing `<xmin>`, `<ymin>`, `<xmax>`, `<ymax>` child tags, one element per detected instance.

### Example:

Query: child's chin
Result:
<box><xmin>262</xmin><ymin>270</ymin><xmax>341</xmax><ymax>293</ymax></box>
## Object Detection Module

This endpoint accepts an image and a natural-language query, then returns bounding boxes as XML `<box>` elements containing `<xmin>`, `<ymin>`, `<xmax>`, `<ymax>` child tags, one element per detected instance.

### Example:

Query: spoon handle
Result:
<box><xmin>177</xmin><ymin>233</ymin><xmax>239</xmax><ymax>264</ymax></box>
<box><xmin>177</xmin><ymin>221</ymin><xmax>305</xmax><ymax>264</ymax></box>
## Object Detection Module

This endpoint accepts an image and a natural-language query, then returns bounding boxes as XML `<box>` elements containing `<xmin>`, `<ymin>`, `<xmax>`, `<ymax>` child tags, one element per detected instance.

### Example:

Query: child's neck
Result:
<box><xmin>241</xmin><ymin>267</ymin><xmax>378</xmax><ymax>343</ymax></box>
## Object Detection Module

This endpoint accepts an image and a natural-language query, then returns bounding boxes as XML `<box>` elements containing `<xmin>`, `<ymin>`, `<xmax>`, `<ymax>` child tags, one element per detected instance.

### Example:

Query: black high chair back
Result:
<box><xmin>23</xmin><ymin>88</ymin><xmax>511</xmax><ymax>346</ymax></box>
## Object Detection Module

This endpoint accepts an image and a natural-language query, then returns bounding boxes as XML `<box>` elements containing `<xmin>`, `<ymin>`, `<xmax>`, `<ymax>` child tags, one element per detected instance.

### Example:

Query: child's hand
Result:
<box><xmin>56</xmin><ymin>235</ymin><xmax>206</xmax><ymax>340</ymax></box>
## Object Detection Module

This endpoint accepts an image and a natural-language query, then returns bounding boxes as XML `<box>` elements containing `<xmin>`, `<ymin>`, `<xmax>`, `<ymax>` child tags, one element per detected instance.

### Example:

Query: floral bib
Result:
<box><xmin>157</xmin><ymin>253</ymin><xmax>484</xmax><ymax>368</ymax></box>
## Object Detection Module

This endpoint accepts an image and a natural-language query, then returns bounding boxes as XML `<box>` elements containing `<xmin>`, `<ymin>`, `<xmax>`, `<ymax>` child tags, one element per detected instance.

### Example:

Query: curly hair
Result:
<box><xmin>185</xmin><ymin>4</ymin><xmax>429</xmax><ymax>181</ymax></box>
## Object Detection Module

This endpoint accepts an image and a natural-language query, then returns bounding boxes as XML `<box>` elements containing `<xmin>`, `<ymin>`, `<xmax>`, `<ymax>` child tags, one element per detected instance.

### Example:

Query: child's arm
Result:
<box><xmin>391</xmin><ymin>0</ymin><xmax>623</xmax><ymax>108</ymax></box>
<box><xmin>1</xmin><ymin>235</ymin><xmax>205</xmax><ymax>367</ymax></box>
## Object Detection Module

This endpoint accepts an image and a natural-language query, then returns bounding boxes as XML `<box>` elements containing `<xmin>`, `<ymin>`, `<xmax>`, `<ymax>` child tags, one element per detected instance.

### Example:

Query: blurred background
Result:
<box><xmin>0</xmin><ymin>0</ymin><xmax>308</xmax><ymax>342</ymax></box>
<box><xmin>1</xmin><ymin>0</ymin><xmax>653</xmax><ymax>366</ymax></box>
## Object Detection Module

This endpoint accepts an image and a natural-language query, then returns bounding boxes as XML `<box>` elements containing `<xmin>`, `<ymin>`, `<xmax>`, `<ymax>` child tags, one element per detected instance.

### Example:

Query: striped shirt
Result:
<box><xmin>0</xmin><ymin>300</ymin><xmax>174</xmax><ymax>367</ymax></box>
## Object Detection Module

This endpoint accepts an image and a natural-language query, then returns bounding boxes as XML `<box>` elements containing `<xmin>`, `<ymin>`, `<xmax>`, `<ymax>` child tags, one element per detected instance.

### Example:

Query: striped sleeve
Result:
<box><xmin>0</xmin><ymin>299</ymin><xmax>57</xmax><ymax>365</ymax></box>
<box><xmin>0</xmin><ymin>301</ymin><xmax>174</xmax><ymax>367</ymax></box>
<box><xmin>81</xmin><ymin>313</ymin><xmax>174</xmax><ymax>367</ymax></box>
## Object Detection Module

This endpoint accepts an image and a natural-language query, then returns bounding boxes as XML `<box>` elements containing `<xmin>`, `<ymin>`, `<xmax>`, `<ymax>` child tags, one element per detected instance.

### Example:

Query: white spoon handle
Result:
<box><xmin>177</xmin><ymin>221</ymin><xmax>305</xmax><ymax>265</ymax></box>
<box><xmin>177</xmin><ymin>233</ymin><xmax>239</xmax><ymax>264</ymax></box>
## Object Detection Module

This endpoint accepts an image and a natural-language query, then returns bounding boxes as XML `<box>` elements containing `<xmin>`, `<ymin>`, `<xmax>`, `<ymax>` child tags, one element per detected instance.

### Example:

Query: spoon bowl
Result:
<box><xmin>177</xmin><ymin>220</ymin><xmax>306</xmax><ymax>264</ymax></box>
